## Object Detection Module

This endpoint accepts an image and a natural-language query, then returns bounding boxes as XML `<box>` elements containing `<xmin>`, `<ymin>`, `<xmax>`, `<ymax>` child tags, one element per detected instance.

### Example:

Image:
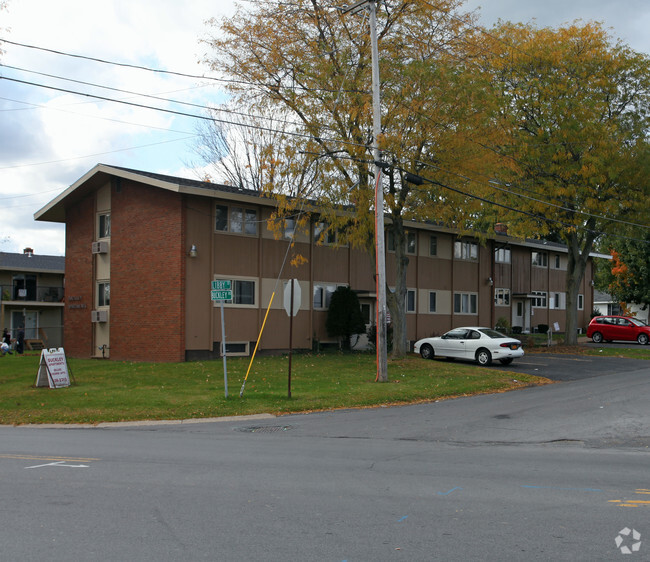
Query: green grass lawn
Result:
<box><xmin>0</xmin><ymin>351</ymin><xmax>552</xmax><ymax>425</ymax></box>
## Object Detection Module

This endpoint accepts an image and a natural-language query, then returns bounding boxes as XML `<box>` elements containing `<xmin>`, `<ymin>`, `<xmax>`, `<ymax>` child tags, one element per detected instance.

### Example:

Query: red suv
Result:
<box><xmin>587</xmin><ymin>316</ymin><xmax>650</xmax><ymax>345</ymax></box>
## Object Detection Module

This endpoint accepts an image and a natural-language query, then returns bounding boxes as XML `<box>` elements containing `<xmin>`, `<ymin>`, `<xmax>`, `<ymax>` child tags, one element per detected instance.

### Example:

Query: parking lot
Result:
<box><xmin>505</xmin><ymin>343</ymin><xmax>649</xmax><ymax>381</ymax></box>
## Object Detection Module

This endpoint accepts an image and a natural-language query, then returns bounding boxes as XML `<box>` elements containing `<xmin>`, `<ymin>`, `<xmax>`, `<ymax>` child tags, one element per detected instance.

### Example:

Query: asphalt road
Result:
<box><xmin>1</xmin><ymin>356</ymin><xmax>649</xmax><ymax>561</ymax></box>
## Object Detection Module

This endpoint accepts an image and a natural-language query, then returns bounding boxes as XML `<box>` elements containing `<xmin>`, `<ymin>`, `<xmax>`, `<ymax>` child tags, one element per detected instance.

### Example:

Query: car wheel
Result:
<box><xmin>638</xmin><ymin>333</ymin><xmax>649</xmax><ymax>345</ymax></box>
<box><xmin>476</xmin><ymin>348</ymin><xmax>492</xmax><ymax>366</ymax></box>
<box><xmin>499</xmin><ymin>358</ymin><xmax>513</xmax><ymax>365</ymax></box>
<box><xmin>420</xmin><ymin>344</ymin><xmax>434</xmax><ymax>360</ymax></box>
<box><xmin>591</xmin><ymin>332</ymin><xmax>603</xmax><ymax>344</ymax></box>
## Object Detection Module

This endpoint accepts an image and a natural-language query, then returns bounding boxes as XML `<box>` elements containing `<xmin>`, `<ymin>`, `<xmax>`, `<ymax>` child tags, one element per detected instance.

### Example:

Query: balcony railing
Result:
<box><xmin>0</xmin><ymin>285</ymin><xmax>64</xmax><ymax>303</ymax></box>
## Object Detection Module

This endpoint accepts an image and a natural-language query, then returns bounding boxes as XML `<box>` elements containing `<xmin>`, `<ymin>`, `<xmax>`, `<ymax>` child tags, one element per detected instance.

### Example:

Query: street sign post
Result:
<box><xmin>284</xmin><ymin>279</ymin><xmax>301</xmax><ymax>398</ymax></box>
<box><xmin>211</xmin><ymin>280</ymin><xmax>232</xmax><ymax>398</ymax></box>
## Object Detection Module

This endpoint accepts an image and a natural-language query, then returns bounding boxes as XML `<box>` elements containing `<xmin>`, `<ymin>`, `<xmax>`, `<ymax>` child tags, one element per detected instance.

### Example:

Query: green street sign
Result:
<box><xmin>212</xmin><ymin>280</ymin><xmax>232</xmax><ymax>291</ymax></box>
<box><xmin>211</xmin><ymin>290</ymin><xmax>232</xmax><ymax>301</ymax></box>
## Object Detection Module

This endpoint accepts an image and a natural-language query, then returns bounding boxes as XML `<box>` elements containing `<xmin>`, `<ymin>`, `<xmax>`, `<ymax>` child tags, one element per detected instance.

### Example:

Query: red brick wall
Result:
<box><xmin>109</xmin><ymin>181</ymin><xmax>185</xmax><ymax>362</ymax></box>
<box><xmin>64</xmin><ymin>195</ymin><xmax>95</xmax><ymax>357</ymax></box>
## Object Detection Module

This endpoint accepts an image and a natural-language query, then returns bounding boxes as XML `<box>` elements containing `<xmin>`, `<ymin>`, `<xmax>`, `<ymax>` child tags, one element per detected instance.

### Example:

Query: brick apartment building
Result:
<box><xmin>35</xmin><ymin>164</ymin><xmax>598</xmax><ymax>362</ymax></box>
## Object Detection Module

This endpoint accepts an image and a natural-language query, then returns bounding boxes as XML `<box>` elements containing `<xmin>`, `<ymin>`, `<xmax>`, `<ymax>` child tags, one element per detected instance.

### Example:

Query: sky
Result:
<box><xmin>1</xmin><ymin>0</ymin><xmax>649</xmax><ymax>257</ymax></box>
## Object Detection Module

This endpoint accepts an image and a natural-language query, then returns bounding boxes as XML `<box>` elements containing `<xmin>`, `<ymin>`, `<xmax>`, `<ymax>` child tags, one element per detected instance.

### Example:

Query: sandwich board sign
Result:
<box><xmin>35</xmin><ymin>348</ymin><xmax>71</xmax><ymax>388</ymax></box>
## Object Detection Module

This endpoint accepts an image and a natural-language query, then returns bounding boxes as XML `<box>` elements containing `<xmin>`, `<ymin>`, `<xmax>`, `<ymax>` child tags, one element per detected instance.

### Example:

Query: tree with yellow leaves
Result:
<box><xmin>478</xmin><ymin>21</ymin><xmax>650</xmax><ymax>344</ymax></box>
<box><xmin>202</xmin><ymin>0</ymin><xmax>492</xmax><ymax>361</ymax></box>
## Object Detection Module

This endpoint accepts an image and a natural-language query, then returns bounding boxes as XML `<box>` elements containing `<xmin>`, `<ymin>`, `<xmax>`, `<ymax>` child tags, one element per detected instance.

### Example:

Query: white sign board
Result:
<box><xmin>35</xmin><ymin>348</ymin><xmax>71</xmax><ymax>388</ymax></box>
<box><xmin>283</xmin><ymin>279</ymin><xmax>301</xmax><ymax>317</ymax></box>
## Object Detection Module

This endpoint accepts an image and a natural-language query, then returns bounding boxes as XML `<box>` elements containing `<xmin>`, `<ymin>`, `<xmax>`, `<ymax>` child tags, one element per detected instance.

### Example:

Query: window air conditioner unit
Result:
<box><xmin>92</xmin><ymin>241</ymin><xmax>109</xmax><ymax>254</ymax></box>
<box><xmin>91</xmin><ymin>310</ymin><xmax>109</xmax><ymax>323</ymax></box>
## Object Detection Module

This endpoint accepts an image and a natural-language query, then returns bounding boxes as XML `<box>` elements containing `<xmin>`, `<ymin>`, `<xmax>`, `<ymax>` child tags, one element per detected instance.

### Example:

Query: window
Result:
<box><xmin>214</xmin><ymin>278</ymin><xmax>256</xmax><ymax>306</ymax></box>
<box><xmin>531</xmin><ymin>251</ymin><xmax>548</xmax><ymax>267</ymax></box>
<box><xmin>387</xmin><ymin>230</ymin><xmax>416</xmax><ymax>254</ymax></box>
<box><xmin>406</xmin><ymin>289</ymin><xmax>416</xmax><ymax>313</ymax></box>
<box><xmin>494</xmin><ymin>288</ymin><xmax>510</xmax><ymax>306</ymax></box>
<box><xmin>454</xmin><ymin>240</ymin><xmax>478</xmax><ymax>260</ymax></box>
<box><xmin>495</xmin><ymin>247</ymin><xmax>511</xmax><ymax>263</ymax></box>
<box><xmin>233</xmin><ymin>280</ymin><xmax>255</xmax><ymax>305</ymax></box>
<box><xmin>313</xmin><ymin>283</ymin><xmax>344</xmax><ymax>309</ymax></box>
<box><xmin>578</xmin><ymin>294</ymin><xmax>584</xmax><ymax>310</ymax></box>
<box><xmin>550</xmin><ymin>292</ymin><xmax>565</xmax><ymax>309</ymax></box>
<box><xmin>531</xmin><ymin>291</ymin><xmax>547</xmax><ymax>308</ymax></box>
<box><xmin>553</xmin><ymin>255</ymin><xmax>561</xmax><ymax>269</ymax></box>
<box><xmin>12</xmin><ymin>274</ymin><xmax>36</xmax><ymax>300</ymax></box>
<box><xmin>454</xmin><ymin>292</ymin><xmax>478</xmax><ymax>314</ymax></box>
<box><xmin>429</xmin><ymin>235</ymin><xmax>438</xmax><ymax>256</ymax></box>
<box><xmin>97</xmin><ymin>282</ymin><xmax>110</xmax><ymax>307</ymax></box>
<box><xmin>283</xmin><ymin>218</ymin><xmax>295</xmax><ymax>239</ymax></box>
<box><xmin>98</xmin><ymin>213</ymin><xmax>111</xmax><ymax>238</ymax></box>
<box><xmin>215</xmin><ymin>204</ymin><xmax>257</xmax><ymax>235</ymax></box>
<box><xmin>429</xmin><ymin>291</ymin><xmax>437</xmax><ymax>313</ymax></box>
<box><xmin>314</xmin><ymin>222</ymin><xmax>337</xmax><ymax>245</ymax></box>
<box><xmin>223</xmin><ymin>342</ymin><xmax>250</xmax><ymax>356</ymax></box>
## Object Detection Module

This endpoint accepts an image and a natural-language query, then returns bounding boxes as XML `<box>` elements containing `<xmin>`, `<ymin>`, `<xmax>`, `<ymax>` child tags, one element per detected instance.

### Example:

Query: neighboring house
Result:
<box><xmin>34</xmin><ymin>164</ymin><xmax>597</xmax><ymax>362</ymax></box>
<box><xmin>593</xmin><ymin>290</ymin><xmax>649</xmax><ymax>323</ymax></box>
<box><xmin>0</xmin><ymin>248</ymin><xmax>65</xmax><ymax>349</ymax></box>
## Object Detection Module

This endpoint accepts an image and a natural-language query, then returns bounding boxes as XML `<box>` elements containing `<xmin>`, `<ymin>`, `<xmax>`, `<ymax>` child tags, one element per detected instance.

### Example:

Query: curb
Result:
<box><xmin>3</xmin><ymin>413</ymin><xmax>277</xmax><ymax>429</ymax></box>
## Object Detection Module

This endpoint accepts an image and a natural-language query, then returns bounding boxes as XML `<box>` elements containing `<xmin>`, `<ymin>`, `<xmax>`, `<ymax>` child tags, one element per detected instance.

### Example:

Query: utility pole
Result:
<box><xmin>342</xmin><ymin>0</ymin><xmax>388</xmax><ymax>382</ymax></box>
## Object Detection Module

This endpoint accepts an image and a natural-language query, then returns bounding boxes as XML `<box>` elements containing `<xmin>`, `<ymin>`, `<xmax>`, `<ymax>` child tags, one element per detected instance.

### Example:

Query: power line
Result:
<box><xmin>0</xmin><ymin>63</ymin><xmax>340</xmax><ymax>134</ymax></box>
<box><xmin>0</xmin><ymin>75</ymin><xmax>370</xmax><ymax>152</ymax></box>
<box><xmin>0</xmin><ymin>37</ymin><xmax>368</xmax><ymax>95</ymax></box>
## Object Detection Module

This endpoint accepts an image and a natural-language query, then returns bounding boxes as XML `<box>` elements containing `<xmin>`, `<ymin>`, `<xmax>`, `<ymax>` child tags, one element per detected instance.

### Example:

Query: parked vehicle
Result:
<box><xmin>587</xmin><ymin>316</ymin><xmax>650</xmax><ymax>345</ymax></box>
<box><xmin>414</xmin><ymin>327</ymin><xmax>524</xmax><ymax>366</ymax></box>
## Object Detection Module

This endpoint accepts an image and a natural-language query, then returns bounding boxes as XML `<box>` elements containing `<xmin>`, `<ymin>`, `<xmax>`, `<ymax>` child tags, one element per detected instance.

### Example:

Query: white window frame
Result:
<box><xmin>429</xmin><ymin>291</ymin><xmax>437</xmax><ymax>313</ymax></box>
<box><xmin>578</xmin><ymin>294</ymin><xmax>584</xmax><ymax>310</ymax></box>
<box><xmin>495</xmin><ymin>247</ymin><xmax>511</xmax><ymax>264</ymax></box>
<box><xmin>222</xmin><ymin>342</ymin><xmax>250</xmax><ymax>357</ymax></box>
<box><xmin>429</xmin><ymin>235</ymin><xmax>438</xmax><ymax>257</ymax></box>
<box><xmin>406</xmin><ymin>289</ymin><xmax>416</xmax><ymax>313</ymax></box>
<box><xmin>531</xmin><ymin>291</ymin><xmax>547</xmax><ymax>308</ymax></box>
<box><xmin>454</xmin><ymin>292</ymin><xmax>478</xmax><ymax>314</ymax></box>
<box><xmin>215</xmin><ymin>204</ymin><xmax>258</xmax><ymax>235</ymax></box>
<box><xmin>97</xmin><ymin>281</ymin><xmax>110</xmax><ymax>307</ymax></box>
<box><xmin>550</xmin><ymin>292</ymin><xmax>565</xmax><ymax>310</ymax></box>
<box><xmin>531</xmin><ymin>251</ymin><xmax>548</xmax><ymax>268</ymax></box>
<box><xmin>98</xmin><ymin>213</ymin><xmax>111</xmax><ymax>239</ymax></box>
<box><xmin>387</xmin><ymin>230</ymin><xmax>416</xmax><ymax>255</ymax></box>
<box><xmin>494</xmin><ymin>288</ymin><xmax>510</xmax><ymax>307</ymax></box>
<box><xmin>313</xmin><ymin>283</ymin><xmax>346</xmax><ymax>310</ymax></box>
<box><xmin>454</xmin><ymin>240</ymin><xmax>478</xmax><ymax>261</ymax></box>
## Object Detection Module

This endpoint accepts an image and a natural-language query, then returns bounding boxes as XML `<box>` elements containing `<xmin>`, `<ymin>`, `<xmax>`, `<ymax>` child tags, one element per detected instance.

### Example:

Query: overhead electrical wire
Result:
<box><xmin>0</xmin><ymin>75</ymin><xmax>370</xmax><ymax>153</ymax></box>
<box><xmin>0</xmin><ymin>38</ymin><xmax>368</xmax><ymax>95</ymax></box>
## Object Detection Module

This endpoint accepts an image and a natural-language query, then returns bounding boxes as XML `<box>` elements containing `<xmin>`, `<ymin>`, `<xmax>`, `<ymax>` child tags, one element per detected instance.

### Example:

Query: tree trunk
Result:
<box><xmin>564</xmin><ymin>230</ymin><xmax>596</xmax><ymax>345</ymax></box>
<box><xmin>386</xmin><ymin>218</ymin><xmax>409</xmax><ymax>358</ymax></box>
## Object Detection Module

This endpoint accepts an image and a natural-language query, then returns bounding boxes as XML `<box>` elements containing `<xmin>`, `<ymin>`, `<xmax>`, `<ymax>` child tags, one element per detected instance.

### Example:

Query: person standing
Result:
<box><xmin>16</xmin><ymin>327</ymin><xmax>25</xmax><ymax>354</ymax></box>
<box><xmin>2</xmin><ymin>328</ymin><xmax>10</xmax><ymax>346</ymax></box>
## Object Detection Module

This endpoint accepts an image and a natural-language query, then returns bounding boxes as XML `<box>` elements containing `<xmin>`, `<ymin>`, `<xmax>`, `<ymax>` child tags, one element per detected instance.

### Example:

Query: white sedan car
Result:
<box><xmin>414</xmin><ymin>327</ymin><xmax>524</xmax><ymax>366</ymax></box>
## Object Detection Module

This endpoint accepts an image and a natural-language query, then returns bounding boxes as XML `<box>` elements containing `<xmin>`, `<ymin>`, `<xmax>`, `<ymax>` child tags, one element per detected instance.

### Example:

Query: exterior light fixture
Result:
<box><xmin>189</xmin><ymin>244</ymin><xmax>198</xmax><ymax>258</ymax></box>
<box><xmin>487</xmin><ymin>277</ymin><xmax>494</xmax><ymax>286</ymax></box>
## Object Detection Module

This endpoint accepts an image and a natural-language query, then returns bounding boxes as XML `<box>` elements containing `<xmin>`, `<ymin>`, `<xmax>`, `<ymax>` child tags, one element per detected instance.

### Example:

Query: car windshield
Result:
<box><xmin>478</xmin><ymin>328</ymin><xmax>509</xmax><ymax>339</ymax></box>
<box><xmin>630</xmin><ymin>318</ymin><xmax>648</xmax><ymax>327</ymax></box>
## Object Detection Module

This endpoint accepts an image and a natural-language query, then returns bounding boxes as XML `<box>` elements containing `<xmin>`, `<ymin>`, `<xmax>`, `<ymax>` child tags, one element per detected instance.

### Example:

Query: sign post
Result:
<box><xmin>211</xmin><ymin>280</ymin><xmax>232</xmax><ymax>398</ymax></box>
<box><xmin>283</xmin><ymin>279</ymin><xmax>301</xmax><ymax>398</ymax></box>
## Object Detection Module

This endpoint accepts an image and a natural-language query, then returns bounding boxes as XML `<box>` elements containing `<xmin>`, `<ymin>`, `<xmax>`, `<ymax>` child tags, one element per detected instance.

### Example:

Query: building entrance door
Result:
<box><xmin>512</xmin><ymin>298</ymin><xmax>531</xmax><ymax>333</ymax></box>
